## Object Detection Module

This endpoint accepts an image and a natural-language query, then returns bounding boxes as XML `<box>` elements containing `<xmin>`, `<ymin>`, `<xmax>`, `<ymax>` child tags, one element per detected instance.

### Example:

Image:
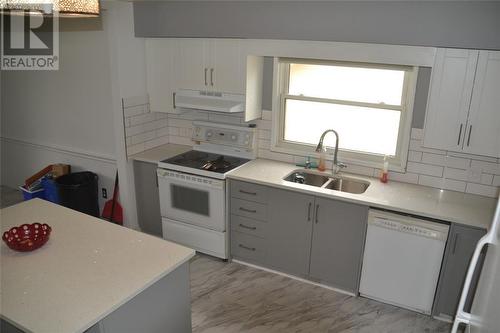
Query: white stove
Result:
<box><xmin>157</xmin><ymin>121</ymin><xmax>256</xmax><ymax>259</ymax></box>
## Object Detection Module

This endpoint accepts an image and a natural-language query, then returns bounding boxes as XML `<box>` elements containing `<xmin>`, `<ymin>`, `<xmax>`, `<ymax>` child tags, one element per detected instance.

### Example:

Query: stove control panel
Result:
<box><xmin>193</xmin><ymin>122</ymin><xmax>255</xmax><ymax>150</ymax></box>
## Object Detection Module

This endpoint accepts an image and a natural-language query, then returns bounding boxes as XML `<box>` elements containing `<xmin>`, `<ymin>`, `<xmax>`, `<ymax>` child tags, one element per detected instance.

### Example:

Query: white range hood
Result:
<box><xmin>174</xmin><ymin>89</ymin><xmax>244</xmax><ymax>113</ymax></box>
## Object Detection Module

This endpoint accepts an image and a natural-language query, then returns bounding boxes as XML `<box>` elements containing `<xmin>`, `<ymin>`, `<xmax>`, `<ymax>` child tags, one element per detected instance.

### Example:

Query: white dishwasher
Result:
<box><xmin>359</xmin><ymin>209</ymin><xmax>449</xmax><ymax>315</ymax></box>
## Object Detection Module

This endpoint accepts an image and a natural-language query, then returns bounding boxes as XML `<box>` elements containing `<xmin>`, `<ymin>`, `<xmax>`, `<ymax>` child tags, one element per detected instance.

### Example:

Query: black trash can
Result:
<box><xmin>56</xmin><ymin>172</ymin><xmax>100</xmax><ymax>217</ymax></box>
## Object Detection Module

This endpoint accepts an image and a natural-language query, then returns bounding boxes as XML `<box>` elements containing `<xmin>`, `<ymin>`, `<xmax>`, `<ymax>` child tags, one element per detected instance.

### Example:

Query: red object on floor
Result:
<box><xmin>2</xmin><ymin>223</ymin><xmax>52</xmax><ymax>252</ymax></box>
<box><xmin>102</xmin><ymin>172</ymin><xmax>123</xmax><ymax>225</ymax></box>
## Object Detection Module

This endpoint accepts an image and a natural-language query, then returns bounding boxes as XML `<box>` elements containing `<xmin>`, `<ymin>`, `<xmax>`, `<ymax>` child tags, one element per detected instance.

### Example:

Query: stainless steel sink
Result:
<box><xmin>283</xmin><ymin>170</ymin><xmax>370</xmax><ymax>194</ymax></box>
<box><xmin>283</xmin><ymin>172</ymin><xmax>330</xmax><ymax>187</ymax></box>
<box><xmin>324</xmin><ymin>177</ymin><xmax>370</xmax><ymax>194</ymax></box>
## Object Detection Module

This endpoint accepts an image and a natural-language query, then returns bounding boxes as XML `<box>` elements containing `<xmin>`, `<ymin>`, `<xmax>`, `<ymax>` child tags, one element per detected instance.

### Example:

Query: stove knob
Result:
<box><xmin>206</xmin><ymin>131</ymin><xmax>213</xmax><ymax>138</ymax></box>
<box><xmin>231</xmin><ymin>134</ymin><xmax>237</xmax><ymax>141</ymax></box>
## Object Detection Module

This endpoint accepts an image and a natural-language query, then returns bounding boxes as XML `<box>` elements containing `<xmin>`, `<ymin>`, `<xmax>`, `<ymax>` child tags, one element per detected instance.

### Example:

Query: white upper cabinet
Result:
<box><xmin>177</xmin><ymin>39</ymin><xmax>244</xmax><ymax>94</ymax></box>
<box><xmin>423</xmin><ymin>49</ymin><xmax>500</xmax><ymax>158</ymax></box>
<box><xmin>423</xmin><ymin>49</ymin><xmax>478</xmax><ymax>152</ymax></box>
<box><xmin>462</xmin><ymin>51</ymin><xmax>500</xmax><ymax>157</ymax></box>
<box><xmin>176</xmin><ymin>39</ymin><xmax>209</xmax><ymax>92</ymax></box>
<box><xmin>145</xmin><ymin>39</ymin><xmax>178</xmax><ymax>113</ymax></box>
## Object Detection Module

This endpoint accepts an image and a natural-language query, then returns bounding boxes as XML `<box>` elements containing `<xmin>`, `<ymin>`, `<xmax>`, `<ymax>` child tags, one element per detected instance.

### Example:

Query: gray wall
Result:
<box><xmin>260</xmin><ymin>57</ymin><xmax>431</xmax><ymax>129</ymax></box>
<box><xmin>134</xmin><ymin>1</ymin><xmax>500</xmax><ymax>50</ymax></box>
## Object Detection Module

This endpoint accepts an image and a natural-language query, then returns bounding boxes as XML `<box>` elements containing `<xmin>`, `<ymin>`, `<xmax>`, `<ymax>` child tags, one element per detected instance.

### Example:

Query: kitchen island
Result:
<box><xmin>0</xmin><ymin>199</ymin><xmax>195</xmax><ymax>333</ymax></box>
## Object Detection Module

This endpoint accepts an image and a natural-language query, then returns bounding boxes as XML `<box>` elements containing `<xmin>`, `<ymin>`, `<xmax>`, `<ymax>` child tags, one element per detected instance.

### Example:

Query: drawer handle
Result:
<box><xmin>239</xmin><ymin>189</ymin><xmax>257</xmax><ymax>196</ymax></box>
<box><xmin>467</xmin><ymin>125</ymin><xmax>472</xmax><ymax>147</ymax></box>
<box><xmin>239</xmin><ymin>244</ymin><xmax>256</xmax><ymax>251</ymax></box>
<box><xmin>239</xmin><ymin>223</ymin><xmax>257</xmax><ymax>230</ymax></box>
<box><xmin>239</xmin><ymin>207</ymin><xmax>257</xmax><ymax>213</ymax></box>
<box><xmin>457</xmin><ymin>124</ymin><xmax>463</xmax><ymax>145</ymax></box>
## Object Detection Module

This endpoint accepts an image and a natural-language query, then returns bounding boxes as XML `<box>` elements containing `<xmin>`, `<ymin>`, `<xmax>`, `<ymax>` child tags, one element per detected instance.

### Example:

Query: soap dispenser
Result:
<box><xmin>317</xmin><ymin>146</ymin><xmax>327</xmax><ymax>172</ymax></box>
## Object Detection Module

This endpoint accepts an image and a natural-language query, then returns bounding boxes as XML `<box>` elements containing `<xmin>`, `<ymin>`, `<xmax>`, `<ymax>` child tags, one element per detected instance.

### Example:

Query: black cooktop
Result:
<box><xmin>161</xmin><ymin>150</ymin><xmax>249</xmax><ymax>174</ymax></box>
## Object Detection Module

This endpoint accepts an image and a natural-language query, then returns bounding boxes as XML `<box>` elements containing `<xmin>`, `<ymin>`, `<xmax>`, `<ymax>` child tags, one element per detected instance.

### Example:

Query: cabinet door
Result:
<box><xmin>145</xmin><ymin>39</ymin><xmax>177</xmax><ymax>113</ymax></box>
<box><xmin>423</xmin><ymin>49</ymin><xmax>478</xmax><ymax>152</ymax></box>
<box><xmin>266</xmin><ymin>188</ymin><xmax>315</xmax><ymax>277</ymax></box>
<box><xmin>176</xmin><ymin>39</ymin><xmax>209</xmax><ymax>91</ymax></box>
<box><xmin>433</xmin><ymin>224</ymin><xmax>486</xmax><ymax>319</ymax></box>
<box><xmin>309</xmin><ymin>197</ymin><xmax>368</xmax><ymax>293</ymax></box>
<box><xmin>209</xmin><ymin>39</ymin><xmax>244</xmax><ymax>94</ymax></box>
<box><xmin>134</xmin><ymin>161</ymin><xmax>162</xmax><ymax>237</ymax></box>
<box><xmin>462</xmin><ymin>51</ymin><xmax>500</xmax><ymax>158</ymax></box>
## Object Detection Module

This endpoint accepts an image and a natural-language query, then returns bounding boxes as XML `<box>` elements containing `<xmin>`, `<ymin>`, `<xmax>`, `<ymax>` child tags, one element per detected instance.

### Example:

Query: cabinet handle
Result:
<box><xmin>155</xmin><ymin>175</ymin><xmax>159</xmax><ymax>188</ymax></box>
<box><xmin>172</xmin><ymin>92</ymin><xmax>176</xmax><ymax>109</ymax></box>
<box><xmin>210</xmin><ymin>68</ymin><xmax>214</xmax><ymax>86</ymax></box>
<box><xmin>239</xmin><ymin>190</ymin><xmax>256</xmax><ymax>196</ymax></box>
<box><xmin>315</xmin><ymin>204</ymin><xmax>319</xmax><ymax>224</ymax></box>
<box><xmin>239</xmin><ymin>223</ymin><xmax>257</xmax><ymax>230</ymax></box>
<box><xmin>239</xmin><ymin>207</ymin><xmax>257</xmax><ymax>214</ymax></box>
<box><xmin>452</xmin><ymin>233</ymin><xmax>460</xmax><ymax>255</ymax></box>
<box><xmin>239</xmin><ymin>244</ymin><xmax>256</xmax><ymax>251</ymax></box>
<box><xmin>467</xmin><ymin>125</ymin><xmax>472</xmax><ymax>147</ymax></box>
<box><xmin>457</xmin><ymin>124</ymin><xmax>463</xmax><ymax>145</ymax></box>
<box><xmin>307</xmin><ymin>202</ymin><xmax>312</xmax><ymax>221</ymax></box>
<box><xmin>204</xmin><ymin>68</ymin><xmax>208</xmax><ymax>86</ymax></box>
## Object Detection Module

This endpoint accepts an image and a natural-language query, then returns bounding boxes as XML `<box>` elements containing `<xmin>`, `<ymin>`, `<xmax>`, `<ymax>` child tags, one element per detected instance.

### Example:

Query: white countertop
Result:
<box><xmin>129</xmin><ymin>143</ymin><xmax>191</xmax><ymax>164</ymax></box>
<box><xmin>0</xmin><ymin>199</ymin><xmax>195</xmax><ymax>333</ymax></box>
<box><xmin>227</xmin><ymin>159</ymin><xmax>497</xmax><ymax>230</ymax></box>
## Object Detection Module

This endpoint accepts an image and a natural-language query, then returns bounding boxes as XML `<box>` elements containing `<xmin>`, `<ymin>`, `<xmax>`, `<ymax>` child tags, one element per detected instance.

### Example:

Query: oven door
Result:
<box><xmin>157</xmin><ymin>168</ymin><xmax>225</xmax><ymax>232</ymax></box>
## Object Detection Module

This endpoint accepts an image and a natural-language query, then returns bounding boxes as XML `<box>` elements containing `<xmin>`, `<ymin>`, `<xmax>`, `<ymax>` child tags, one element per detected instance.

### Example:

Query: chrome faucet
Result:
<box><xmin>315</xmin><ymin>129</ymin><xmax>346</xmax><ymax>175</ymax></box>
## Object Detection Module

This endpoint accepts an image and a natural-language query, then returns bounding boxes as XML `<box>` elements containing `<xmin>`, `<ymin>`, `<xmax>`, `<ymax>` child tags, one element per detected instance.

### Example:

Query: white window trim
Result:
<box><xmin>270</xmin><ymin>57</ymin><xmax>419</xmax><ymax>172</ymax></box>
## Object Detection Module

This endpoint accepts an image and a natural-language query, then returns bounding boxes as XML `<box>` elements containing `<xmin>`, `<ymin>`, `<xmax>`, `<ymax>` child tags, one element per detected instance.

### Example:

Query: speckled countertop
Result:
<box><xmin>227</xmin><ymin>159</ymin><xmax>497</xmax><ymax>230</ymax></box>
<box><xmin>0</xmin><ymin>199</ymin><xmax>195</xmax><ymax>333</ymax></box>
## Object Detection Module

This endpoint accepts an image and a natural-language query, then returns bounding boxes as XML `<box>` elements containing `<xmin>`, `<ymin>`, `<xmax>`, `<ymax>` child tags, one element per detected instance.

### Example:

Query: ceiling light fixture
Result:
<box><xmin>0</xmin><ymin>0</ymin><xmax>100</xmax><ymax>17</ymax></box>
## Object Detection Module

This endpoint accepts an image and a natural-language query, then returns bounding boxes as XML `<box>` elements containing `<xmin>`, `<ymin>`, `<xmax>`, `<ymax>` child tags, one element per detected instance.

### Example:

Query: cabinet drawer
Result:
<box><xmin>231</xmin><ymin>231</ymin><xmax>267</xmax><ymax>263</ymax></box>
<box><xmin>231</xmin><ymin>215</ymin><xmax>268</xmax><ymax>238</ymax></box>
<box><xmin>230</xmin><ymin>181</ymin><xmax>268</xmax><ymax>204</ymax></box>
<box><xmin>231</xmin><ymin>198</ymin><xmax>267</xmax><ymax>221</ymax></box>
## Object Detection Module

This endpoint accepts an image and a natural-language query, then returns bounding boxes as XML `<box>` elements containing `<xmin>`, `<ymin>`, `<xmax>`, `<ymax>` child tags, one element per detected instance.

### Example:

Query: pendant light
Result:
<box><xmin>0</xmin><ymin>0</ymin><xmax>100</xmax><ymax>17</ymax></box>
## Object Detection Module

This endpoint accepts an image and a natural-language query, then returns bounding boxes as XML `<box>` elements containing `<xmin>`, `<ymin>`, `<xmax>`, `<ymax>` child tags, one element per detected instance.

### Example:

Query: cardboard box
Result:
<box><xmin>51</xmin><ymin>164</ymin><xmax>71</xmax><ymax>178</ymax></box>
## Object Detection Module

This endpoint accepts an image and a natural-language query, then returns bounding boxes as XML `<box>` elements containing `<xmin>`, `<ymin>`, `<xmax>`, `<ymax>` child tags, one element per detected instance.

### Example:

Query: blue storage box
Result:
<box><xmin>19</xmin><ymin>186</ymin><xmax>45</xmax><ymax>201</ymax></box>
<box><xmin>41</xmin><ymin>177</ymin><xmax>60</xmax><ymax>203</ymax></box>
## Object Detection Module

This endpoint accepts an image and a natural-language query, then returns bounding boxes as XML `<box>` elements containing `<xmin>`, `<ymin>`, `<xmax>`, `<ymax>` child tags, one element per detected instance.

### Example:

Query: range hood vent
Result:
<box><xmin>174</xmin><ymin>90</ymin><xmax>244</xmax><ymax>113</ymax></box>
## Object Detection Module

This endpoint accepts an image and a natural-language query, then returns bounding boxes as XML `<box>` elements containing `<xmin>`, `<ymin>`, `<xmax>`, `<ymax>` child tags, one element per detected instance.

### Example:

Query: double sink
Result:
<box><xmin>283</xmin><ymin>170</ymin><xmax>370</xmax><ymax>194</ymax></box>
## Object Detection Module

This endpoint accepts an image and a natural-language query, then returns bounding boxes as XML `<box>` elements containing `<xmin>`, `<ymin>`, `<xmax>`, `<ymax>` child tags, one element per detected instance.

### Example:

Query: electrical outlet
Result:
<box><xmin>102</xmin><ymin>188</ymin><xmax>108</xmax><ymax>199</ymax></box>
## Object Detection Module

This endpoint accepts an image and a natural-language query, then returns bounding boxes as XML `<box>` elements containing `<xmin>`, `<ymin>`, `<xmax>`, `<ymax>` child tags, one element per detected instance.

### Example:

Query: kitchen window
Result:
<box><xmin>272</xmin><ymin>58</ymin><xmax>418</xmax><ymax>171</ymax></box>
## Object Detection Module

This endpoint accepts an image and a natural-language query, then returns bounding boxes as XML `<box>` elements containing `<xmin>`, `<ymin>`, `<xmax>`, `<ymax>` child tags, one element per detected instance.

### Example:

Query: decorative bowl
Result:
<box><xmin>2</xmin><ymin>223</ymin><xmax>52</xmax><ymax>252</ymax></box>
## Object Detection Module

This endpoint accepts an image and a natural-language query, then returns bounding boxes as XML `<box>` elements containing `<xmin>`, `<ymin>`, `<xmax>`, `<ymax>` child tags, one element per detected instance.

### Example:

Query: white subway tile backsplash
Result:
<box><xmin>208</xmin><ymin>113</ymin><xmax>244</xmax><ymax>124</ymax></box>
<box><xmin>448</xmin><ymin>151</ymin><xmax>498</xmax><ymax>163</ymax></box>
<box><xmin>410</xmin><ymin>128</ymin><xmax>423</xmax><ymax>140</ymax></box>
<box><xmin>258</xmin><ymin>129</ymin><xmax>271</xmax><ymax>140</ymax></box>
<box><xmin>408</xmin><ymin>151</ymin><xmax>422</xmax><ymax>162</ymax></box>
<box><xmin>480</xmin><ymin>174</ymin><xmax>494</xmax><ymax>185</ymax></box>
<box><xmin>493</xmin><ymin>175</ymin><xmax>500</xmax><ymax>187</ymax></box>
<box><xmin>388</xmin><ymin>171</ymin><xmax>419</xmax><ymax>184</ymax></box>
<box><xmin>156</xmin><ymin>126</ymin><xmax>170</xmax><ymax>137</ymax></box>
<box><xmin>258</xmin><ymin>149</ymin><xmax>295</xmax><ymax>163</ymax></box>
<box><xmin>123</xmin><ymin>95</ymin><xmax>149</xmax><ymax>108</ymax></box>
<box><xmin>421</xmin><ymin>153</ymin><xmax>470</xmax><ymax>169</ymax></box>
<box><xmin>126</xmin><ymin>143</ymin><xmax>145</xmax><ymax>156</ymax></box>
<box><xmin>125</xmin><ymin>124</ymin><xmax>146</xmax><ymax>137</ymax></box>
<box><xmin>444</xmin><ymin>168</ymin><xmax>469</xmax><ymax>182</ymax></box>
<box><xmin>258</xmin><ymin>139</ymin><xmax>271</xmax><ymax>150</ymax></box>
<box><xmin>144</xmin><ymin>136</ymin><xmax>170</xmax><ymax>150</ymax></box>
<box><xmin>471</xmin><ymin>160</ymin><xmax>500</xmax><ymax>175</ymax></box>
<box><xmin>418</xmin><ymin>175</ymin><xmax>467</xmax><ymax>192</ymax></box>
<box><xmin>130</xmin><ymin>130</ymin><xmax>156</xmax><ymax>145</ymax></box>
<box><xmin>168</xmin><ymin>135</ymin><xmax>193</xmax><ymax>146</ymax></box>
<box><xmin>130</xmin><ymin>112</ymin><xmax>156</xmax><ymax>126</ymax></box>
<box><xmin>407</xmin><ymin>162</ymin><xmax>444</xmax><ymax>177</ymax></box>
<box><xmin>124</xmin><ymin>104</ymin><xmax>147</xmax><ymax>117</ymax></box>
<box><xmin>466</xmin><ymin>183</ymin><xmax>499</xmax><ymax>198</ymax></box>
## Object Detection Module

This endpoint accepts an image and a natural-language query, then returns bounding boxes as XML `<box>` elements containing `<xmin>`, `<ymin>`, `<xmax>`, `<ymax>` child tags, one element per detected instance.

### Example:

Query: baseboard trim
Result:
<box><xmin>232</xmin><ymin>259</ymin><xmax>356</xmax><ymax>297</ymax></box>
<box><xmin>1</xmin><ymin>137</ymin><xmax>116</xmax><ymax>164</ymax></box>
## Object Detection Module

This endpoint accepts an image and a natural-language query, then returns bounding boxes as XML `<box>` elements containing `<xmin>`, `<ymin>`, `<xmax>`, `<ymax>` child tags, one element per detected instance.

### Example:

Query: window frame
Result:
<box><xmin>271</xmin><ymin>57</ymin><xmax>418</xmax><ymax>172</ymax></box>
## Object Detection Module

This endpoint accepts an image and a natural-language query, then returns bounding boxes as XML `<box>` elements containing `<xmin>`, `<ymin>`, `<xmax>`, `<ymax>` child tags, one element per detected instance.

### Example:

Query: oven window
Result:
<box><xmin>171</xmin><ymin>184</ymin><xmax>210</xmax><ymax>216</ymax></box>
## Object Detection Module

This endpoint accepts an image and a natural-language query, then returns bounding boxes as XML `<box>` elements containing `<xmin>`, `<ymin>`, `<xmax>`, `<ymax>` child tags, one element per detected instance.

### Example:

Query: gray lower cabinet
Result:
<box><xmin>309</xmin><ymin>197</ymin><xmax>368</xmax><ymax>293</ymax></box>
<box><xmin>266</xmin><ymin>188</ymin><xmax>315</xmax><ymax>277</ymax></box>
<box><xmin>432</xmin><ymin>223</ymin><xmax>486</xmax><ymax>319</ymax></box>
<box><xmin>134</xmin><ymin>160</ymin><xmax>162</xmax><ymax>236</ymax></box>
<box><xmin>230</xmin><ymin>180</ymin><xmax>369</xmax><ymax>293</ymax></box>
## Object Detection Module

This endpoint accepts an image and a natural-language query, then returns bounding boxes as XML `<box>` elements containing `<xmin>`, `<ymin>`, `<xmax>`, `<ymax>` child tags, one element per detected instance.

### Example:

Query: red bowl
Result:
<box><xmin>2</xmin><ymin>223</ymin><xmax>52</xmax><ymax>252</ymax></box>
